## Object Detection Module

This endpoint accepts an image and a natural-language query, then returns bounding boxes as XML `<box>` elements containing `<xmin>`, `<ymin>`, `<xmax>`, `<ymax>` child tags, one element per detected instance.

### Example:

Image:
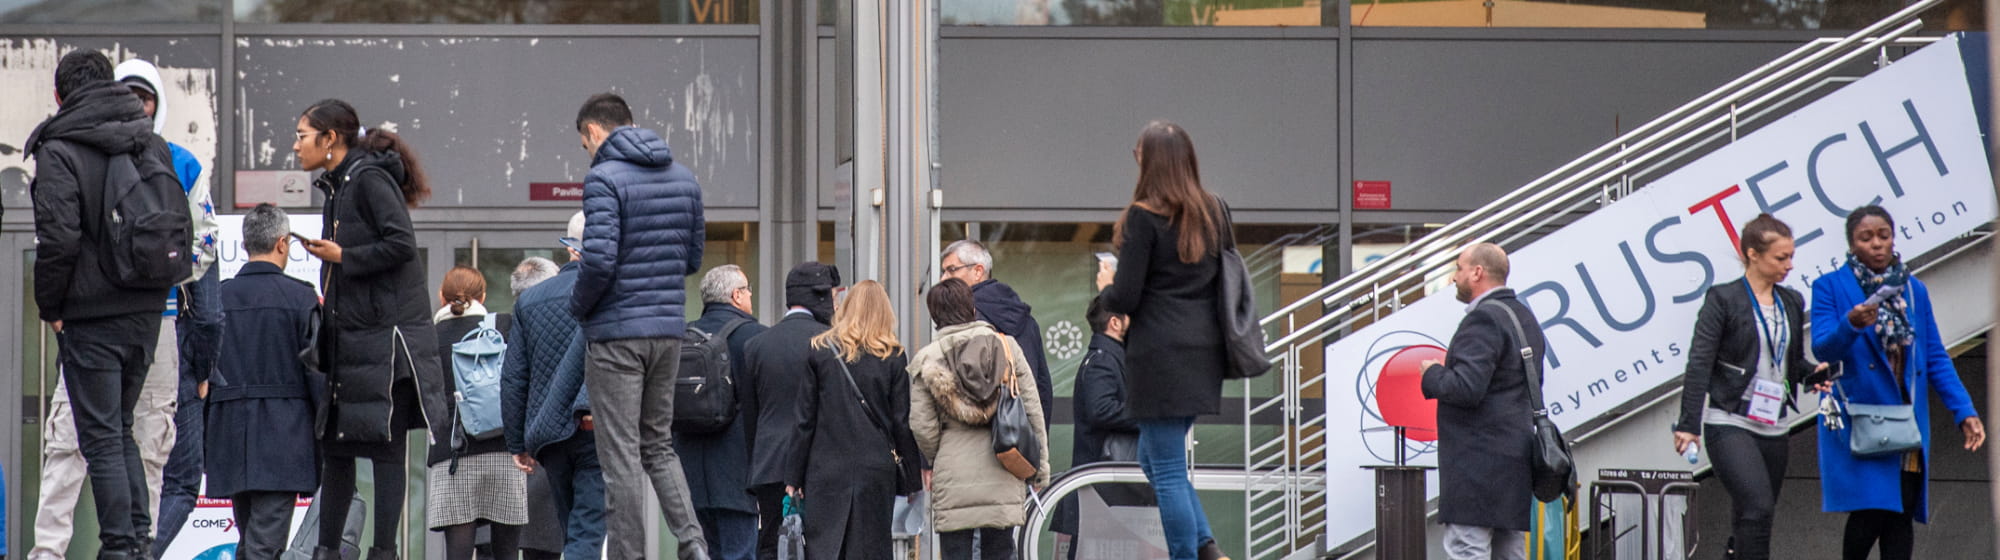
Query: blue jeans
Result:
<box><xmin>541</xmin><ymin>430</ymin><xmax>608</xmax><ymax>560</ymax></box>
<box><xmin>696</xmin><ymin>508</ymin><xmax>757</xmax><ymax>560</ymax></box>
<box><xmin>1138</xmin><ymin>417</ymin><xmax>1213</xmax><ymax>560</ymax></box>
<box><xmin>158</xmin><ymin>266</ymin><xmax>221</xmax><ymax>556</ymax></box>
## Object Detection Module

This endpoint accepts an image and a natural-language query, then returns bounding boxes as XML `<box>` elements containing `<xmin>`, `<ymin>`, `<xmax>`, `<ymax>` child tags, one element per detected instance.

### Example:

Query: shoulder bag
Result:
<box><xmin>1485</xmin><ymin>301</ymin><xmax>1575</xmax><ymax>502</ymax></box>
<box><xmin>829</xmin><ymin>349</ymin><xmax>924</xmax><ymax>495</ymax></box>
<box><xmin>989</xmin><ymin>333</ymin><xmax>1042</xmax><ymax>480</ymax></box>
<box><xmin>1215</xmin><ymin>197</ymin><xmax>1273</xmax><ymax>379</ymax></box>
<box><xmin>1837</xmin><ymin>369</ymin><xmax>1923</xmax><ymax>458</ymax></box>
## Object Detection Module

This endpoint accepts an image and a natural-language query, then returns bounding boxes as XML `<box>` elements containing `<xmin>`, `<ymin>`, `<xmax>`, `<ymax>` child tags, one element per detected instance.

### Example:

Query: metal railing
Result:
<box><xmin>1243</xmin><ymin>2</ymin><xmax>1949</xmax><ymax>557</ymax></box>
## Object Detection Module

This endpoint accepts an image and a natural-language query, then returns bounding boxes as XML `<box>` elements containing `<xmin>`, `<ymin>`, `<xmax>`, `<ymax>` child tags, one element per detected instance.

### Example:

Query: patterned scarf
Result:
<box><xmin>1848</xmin><ymin>252</ymin><xmax>1914</xmax><ymax>354</ymax></box>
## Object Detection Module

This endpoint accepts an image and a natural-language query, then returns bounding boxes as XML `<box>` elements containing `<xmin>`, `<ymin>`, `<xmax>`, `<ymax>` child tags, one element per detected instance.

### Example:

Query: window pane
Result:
<box><xmin>452</xmin><ymin>224</ymin><xmax>757</xmax><ymax>318</ymax></box>
<box><xmin>0</xmin><ymin>0</ymin><xmax>219</xmax><ymax>23</ymax></box>
<box><xmin>1349</xmin><ymin>0</ymin><xmax>1980</xmax><ymax>30</ymax></box>
<box><xmin>236</xmin><ymin>0</ymin><xmax>756</xmax><ymax>24</ymax></box>
<box><xmin>943</xmin><ymin>0</ymin><xmax>1323</xmax><ymax>26</ymax></box>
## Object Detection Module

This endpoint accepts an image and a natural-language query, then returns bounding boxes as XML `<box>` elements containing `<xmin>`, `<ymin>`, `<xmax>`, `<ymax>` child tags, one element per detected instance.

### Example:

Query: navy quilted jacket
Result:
<box><xmin>504</xmin><ymin>261</ymin><xmax>592</xmax><ymax>456</ymax></box>
<box><xmin>571</xmin><ymin>126</ymin><xmax>705</xmax><ymax>341</ymax></box>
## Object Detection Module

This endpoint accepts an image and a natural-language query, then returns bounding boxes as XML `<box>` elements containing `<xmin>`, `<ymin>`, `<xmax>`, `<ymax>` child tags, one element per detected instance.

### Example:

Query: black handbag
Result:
<box><xmin>989</xmin><ymin>334</ymin><xmax>1042</xmax><ymax>480</ymax></box>
<box><xmin>1215</xmin><ymin>198</ymin><xmax>1273</xmax><ymax>379</ymax></box>
<box><xmin>1486</xmin><ymin>301</ymin><xmax>1575</xmax><ymax>502</ymax></box>
<box><xmin>829</xmin><ymin>350</ymin><xmax>925</xmax><ymax>496</ymax></box>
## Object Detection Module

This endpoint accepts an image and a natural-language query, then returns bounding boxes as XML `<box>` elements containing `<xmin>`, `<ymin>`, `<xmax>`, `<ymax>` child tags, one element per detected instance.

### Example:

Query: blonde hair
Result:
<box><xmin>811</xmin><ymin>280</ymin><xmax>902</xmax><ymax>363</ymax></box>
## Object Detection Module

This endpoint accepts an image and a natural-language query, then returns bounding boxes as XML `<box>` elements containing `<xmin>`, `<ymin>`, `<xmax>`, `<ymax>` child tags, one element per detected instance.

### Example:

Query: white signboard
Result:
<box><xmin>1321</xmin><ymin>36</ymin><xmax>1994</xmax><ymax>545</ymax></box>
<box><xmin>214</xmin><ymin>214</ymin><xmax>324</xmax><ymax>288</ymax></box>
<box><xmin>160</xmin><ymin>496</ymin><xmax>312</xmax><ymax>560</ymax></box>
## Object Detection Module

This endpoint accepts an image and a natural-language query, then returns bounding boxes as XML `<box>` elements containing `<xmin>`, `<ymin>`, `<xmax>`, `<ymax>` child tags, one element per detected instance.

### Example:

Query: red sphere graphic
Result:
<box><xmin>1377</xmin><ymin>345</ymin><xmax>1445</xmax><ymax>442</ymax></box>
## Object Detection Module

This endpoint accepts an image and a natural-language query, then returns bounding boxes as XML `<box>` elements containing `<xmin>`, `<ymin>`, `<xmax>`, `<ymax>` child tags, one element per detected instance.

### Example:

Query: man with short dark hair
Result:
<box><xmin>940</xmin><ymin>239</ymin><xmax>1054</xmax><ymax>428</ymax></box>
<box><xmin>505</xmin><ymin>213</ymin><xmax>608</xmax><ymax>559</ymax></box>
<box><xmin>742</xmin><ymin>262</ymin><xmax>838</xmax><ymax>560</ymax></box>
<box><xmin>569</xmin><ymin>93</ymin><xmax>710</xmax><ymax>560</ymax></box>
<box><xmin>680</xmin><ymin>265</ymin><xmax>768</xmax><ymax>560</ymax></box>
<box><xmin>27</xmin><ymin>49</ymin><xmax>184</xmax><ymax>560</ymax></box>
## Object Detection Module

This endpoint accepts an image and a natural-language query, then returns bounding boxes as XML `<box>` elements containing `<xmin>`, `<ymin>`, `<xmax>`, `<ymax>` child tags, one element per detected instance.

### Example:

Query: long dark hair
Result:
<box><xmin>303</xmin><ymin>99</ymin><xmax>432</xmax><ymax>208</ymax></box>
<box><xmin>1115</xmin><ymin>120</ymin><xmax>1218</xmax><ymax>264</ymax></box>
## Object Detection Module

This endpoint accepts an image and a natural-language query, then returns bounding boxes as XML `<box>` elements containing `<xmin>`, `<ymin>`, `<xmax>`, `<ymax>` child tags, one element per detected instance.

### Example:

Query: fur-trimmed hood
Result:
<box><xmin>910</xmin><ymin>321</ymin><xmax>1018</xmax><ymax>427</ymax></box>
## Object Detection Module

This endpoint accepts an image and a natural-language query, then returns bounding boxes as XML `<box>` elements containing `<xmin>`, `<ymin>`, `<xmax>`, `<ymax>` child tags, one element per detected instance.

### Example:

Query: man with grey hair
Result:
<box><xmin>512</xmin><ymin>257</ymin><xmax>562</xmax><ymax>298</ymax></box>
<box><xmin>503</xmin><ymin>212</ymin><xmax>607</xmax><ymax>558</ymax></box>
<box><xmin>678</xmin><ymin>264</ymin><xmax>766</xmax><ymax>560</ymax></box>
<box><xmin>940</xmin><ymin>239</ymin><xmax>1053</xmax><ymax>427</ymax></box>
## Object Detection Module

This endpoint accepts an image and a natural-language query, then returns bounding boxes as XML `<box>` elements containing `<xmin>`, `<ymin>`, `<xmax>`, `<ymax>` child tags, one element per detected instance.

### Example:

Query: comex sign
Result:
<box><xmin>1322</xmin><ymin>35</ymin><xmax>1993</xmax><ymax>544</ymax></box>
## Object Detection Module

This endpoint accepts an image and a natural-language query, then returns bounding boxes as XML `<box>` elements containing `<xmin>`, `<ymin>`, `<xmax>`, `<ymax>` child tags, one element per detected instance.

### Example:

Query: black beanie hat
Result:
<box><xmin>785</xmin><ymin>262</ymin><xmax>841</xmax><ymax>322</ymax></box>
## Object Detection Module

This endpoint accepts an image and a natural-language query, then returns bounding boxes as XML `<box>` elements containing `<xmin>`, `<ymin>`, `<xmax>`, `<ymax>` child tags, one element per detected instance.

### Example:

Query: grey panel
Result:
<box><xmin>235</xmin><ymin>35</ymin><xmax>758</xmax><ymax>208</ymax></box>
<box><xmin>1352</xmin><ymin>39</ymin><xmax>1795</xmax><ymax>212</ymax></box>
<box><xmin>940</xmin><ymin>38</ymin><xmax>1339</xmax><ymax>212</ymax></box>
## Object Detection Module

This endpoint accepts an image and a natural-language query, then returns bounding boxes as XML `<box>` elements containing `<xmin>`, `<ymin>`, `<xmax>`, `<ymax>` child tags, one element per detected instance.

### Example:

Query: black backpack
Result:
<box><xmin>676</xmin><ymin>318</ymin><xmax>751</xmax><ymax>434</ymax></box>
<box><xmin>97</xmin><ymin>151</ymin><xmax>193</xmax><ymax>289</ymax></box>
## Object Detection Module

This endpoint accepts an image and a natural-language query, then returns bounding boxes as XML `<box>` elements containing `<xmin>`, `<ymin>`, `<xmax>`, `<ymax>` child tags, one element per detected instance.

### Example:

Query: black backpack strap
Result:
<box><xmin>1482</xmin><ymin>300</ymin><xmax>1547</xmax><ymax>417</ymax></box>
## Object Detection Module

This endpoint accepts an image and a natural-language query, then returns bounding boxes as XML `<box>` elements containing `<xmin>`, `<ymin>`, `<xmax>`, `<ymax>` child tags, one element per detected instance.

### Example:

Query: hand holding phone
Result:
<box><xmin>287</xmin><ymin>232</ymin><xmax>313</xmax><ymax>246</ymax></box>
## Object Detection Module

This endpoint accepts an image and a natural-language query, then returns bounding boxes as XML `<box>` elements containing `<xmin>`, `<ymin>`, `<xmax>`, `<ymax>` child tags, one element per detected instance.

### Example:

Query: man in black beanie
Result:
<box><xmin>740</xmin><ymin>262</ymin><xmax>839</xmax><ymax>559</ymax></box>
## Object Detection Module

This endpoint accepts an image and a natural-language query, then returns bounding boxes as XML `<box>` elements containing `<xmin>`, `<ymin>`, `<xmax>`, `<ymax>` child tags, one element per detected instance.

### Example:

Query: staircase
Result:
<box><xmin>1242</xmin><ymin>1</ymin><xmax>1996</xmax><ymax>557</ymax></box>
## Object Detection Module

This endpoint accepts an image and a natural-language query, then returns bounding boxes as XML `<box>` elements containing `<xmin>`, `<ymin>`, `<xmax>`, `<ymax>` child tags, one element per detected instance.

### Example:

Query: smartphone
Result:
<box><xmin>1804</xmin><ymin>361</ymin><xmax>1843</xmax><ymax>386</ymax></box>
<box><xmin>1095</xmin><ymin>252</ymin><xmax>1118</xmax><ymax>268</ymax></box>
<box><xmin>558</xmin><ymin>237</ymin><xmax>581</xmax><ymax>251</ymax></box>
<box><xmin>287</xmin><ymin>232</ymin><xmax>313</xmax><ymax>245</ymax></box>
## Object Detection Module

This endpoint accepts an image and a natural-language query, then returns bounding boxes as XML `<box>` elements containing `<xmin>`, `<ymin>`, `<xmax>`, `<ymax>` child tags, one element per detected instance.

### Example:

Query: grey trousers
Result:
<box><xmin>1443</xmin><ymin>524</ymin><xmax>1528</xmax><ymax>560</ymax></box>
<box><xmin>586</xmin><ymin>337</ymin><xmax>708</xmax><ymax>560</ymax></box>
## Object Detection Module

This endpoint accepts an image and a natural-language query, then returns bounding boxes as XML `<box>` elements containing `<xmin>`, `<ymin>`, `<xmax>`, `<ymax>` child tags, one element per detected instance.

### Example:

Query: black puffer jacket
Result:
<box><xmin>316</xmin><ymin>149</ymin><xmax>448</xmax><ymax>445</ymax></box>
<box><xmin>26</xmin><ymin>79</ymin><xmax>176</xmax><ymax>322</ymax></box>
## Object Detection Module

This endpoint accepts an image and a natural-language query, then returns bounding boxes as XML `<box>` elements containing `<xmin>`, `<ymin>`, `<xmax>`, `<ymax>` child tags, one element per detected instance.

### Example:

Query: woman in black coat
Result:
<box><xmin>296</xmin><ymin>99</ymin><xmax>449</xmax><ymax>560</ymax></box>
<box><xmin>1098</xmin><ymin>121</ymin><xmax>1233</xmax><ymax>560</ymax></box>
<box><xmin>784</xmin><ymin>280</ymin><xmax>916</xmax><ymax>560</ymax></box>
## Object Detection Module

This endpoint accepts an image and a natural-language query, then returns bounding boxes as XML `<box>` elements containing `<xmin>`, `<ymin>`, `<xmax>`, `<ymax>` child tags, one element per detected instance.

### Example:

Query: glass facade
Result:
<box><xmin>235</xmin><ymin>0</ymin><xmax>755</xmax><ymax>24</ymax></box>
<box><xmin>1350</xmin><ymin>0</ymin><xmax>1984</xmax><ymax>30</ymax></box>
<box><xmin>943</xmin><ymin>0</ymin><xmax>1323</xmax><ymax>26</ymax></box>
<box><xmin>0</xmin><ymin>0</ymin><xmax>220</xmax><ymax>23</ymax></box>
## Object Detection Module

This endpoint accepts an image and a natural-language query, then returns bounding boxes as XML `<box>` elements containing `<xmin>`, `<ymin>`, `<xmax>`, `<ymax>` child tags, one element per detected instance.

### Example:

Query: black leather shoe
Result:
<box><xmin>364</xmin><ymin>547</ymin><xmax>398</xmax><ymax>560</ymax></box>
<box><xmin>312</xmin><ymin>546</ymin><xmax>344</xmax><ymax>560</ymax></box>
<box><xmin>1198</xmin><ymin>539</ymin><xmax>1232</xmax><ymax>560</ymax></box>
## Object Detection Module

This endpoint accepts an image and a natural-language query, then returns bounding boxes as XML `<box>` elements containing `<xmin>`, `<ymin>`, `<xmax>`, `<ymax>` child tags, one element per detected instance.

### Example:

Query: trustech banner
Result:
<box><xmin>1321</xmin><ymin>35</ymin><xmax>1994</xmax><ymax>545</ymax></box>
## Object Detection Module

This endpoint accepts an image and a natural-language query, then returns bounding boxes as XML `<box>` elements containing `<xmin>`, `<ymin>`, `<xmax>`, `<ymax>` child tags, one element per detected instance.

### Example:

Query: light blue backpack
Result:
<box><xmin>450</xmin><ymin>314</ymin><xmax>507</xmax><ymax>441</ymax></box>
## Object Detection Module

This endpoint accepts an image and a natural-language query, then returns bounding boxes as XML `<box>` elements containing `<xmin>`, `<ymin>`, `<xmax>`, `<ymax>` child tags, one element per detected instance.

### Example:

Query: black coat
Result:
<box><xmin>971</xmin><ymin>280</ymin><xmax>1055</xmax><ymax>425</ymax></box>
<box><xmin>26</xmin><ymin>79</ymin><xmax>177</xmax><ymax>322</ymax></box>
<box><xmin>1101</xmin><ymin>203</ymin><xmax>1228</xmax><ymax>419</ymax></box>
<box><xmin>1420</xmin><ymin>288</ymin><xmax>1542</xmax><ymax>531</ymax></box>
<box><xmin>742</xmin><ymin>312</ymin><xmax>830</xmax><ymax>488</ymax></box>
<box><xmin>787</xmin><ymin>348</ymin><xmax>911</xmax><ymax>560</ymax></box>
<box><xmin>430</xmin><ymin>312</ymin><xmax>515</xmax><ymax>466</ymax></box>
<box><xmin>1072</xmin><ymin>334</ymin><xmax>1139</xmax><ymax>464</ymax></box>
<box><xmin>677</xmin><ymin>305</ymin><xmax>768</xmax><ymax>513</ymax></box>
<box><xmin>316</xmin><ymin>149</ymin><xmax>448</xmax><ymax>447</ymax></box>
<box><xmin>1674</xmin><ymin>278</ymin><xmax>1815</xmax><ymax>435</ymax></box>
<box><xmin>204</xmin><ymin>261</ymin><xmax>321</xmax><ymax>497</ymax></box>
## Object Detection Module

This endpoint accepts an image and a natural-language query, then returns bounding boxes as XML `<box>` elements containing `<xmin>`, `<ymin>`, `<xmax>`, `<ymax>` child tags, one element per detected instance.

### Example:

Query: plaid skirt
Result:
<box><xmin>426</xmin><ymin>451</ymin><xmax>529</xmax><ymax>528</ymax></box>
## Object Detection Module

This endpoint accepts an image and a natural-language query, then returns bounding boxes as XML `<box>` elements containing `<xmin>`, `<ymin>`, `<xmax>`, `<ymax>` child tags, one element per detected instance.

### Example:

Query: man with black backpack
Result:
<box><xmin>26</xmin><ymin>50</ymin><xmax>193</xmax><ymax>560</ymax></box>
<box><xmin>677</xmin><ymin>265</ymin><xmax>768</xmax><ymax>560</ymax></box>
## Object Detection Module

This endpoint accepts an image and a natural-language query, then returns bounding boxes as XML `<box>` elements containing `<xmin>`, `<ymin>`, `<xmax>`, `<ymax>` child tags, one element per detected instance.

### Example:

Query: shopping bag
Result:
<box><xmin>778</xmin><ymin>496</ymin><xmax>807</xmax><ymax>560</ymax></box>
<box><xmin>1527</xmin><ymin>494</ymin><xmax>1579</xmax><ymax>560</ymax></box>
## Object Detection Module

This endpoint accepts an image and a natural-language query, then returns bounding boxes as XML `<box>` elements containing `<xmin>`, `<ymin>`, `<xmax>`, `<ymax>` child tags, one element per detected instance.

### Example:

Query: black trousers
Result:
<box><xmin>1843</xmin><ymin>470</ymin><xmax>1924</xmax><ymax>560</ymax></box>
<box><xmin>233</xmin><ymin>491</ymin><xmax>300</xmax><ymax>560</ymax></box>
<box><xmin>754</xmin><ymin>484</ymin><xmax>786</xmax><ymax>560</ymax></box>
<box><xmin>58</xmin><ymin>313</ymin><xmax>163</xmax><ymax>553</ymax></box>
<box><xmin>940</xmin><ymin>527</ymin><xmax>1017</xmax><ymax>560</ymax></box>
<box><xmin>1705</xmin><ymin>424</ymin><xmax>1787</xmax><ymax>560</ymax></box>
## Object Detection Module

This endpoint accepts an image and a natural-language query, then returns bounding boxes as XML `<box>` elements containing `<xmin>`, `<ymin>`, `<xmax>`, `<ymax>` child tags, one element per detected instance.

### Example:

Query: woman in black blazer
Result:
<box><xmin>1671</xmin><ymin>213</ymin><xmax>1829</xmax><ymax>560</ymax></box>
<box><xmin>1099</xmin><ymin>121</ymin><xmax>1233</xmax><ymax>560</ymax></box>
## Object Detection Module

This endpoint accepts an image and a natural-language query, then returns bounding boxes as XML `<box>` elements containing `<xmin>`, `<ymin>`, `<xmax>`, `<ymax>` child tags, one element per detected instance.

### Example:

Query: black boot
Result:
<box><xmin>312</xmin><ymin>546</ymin><xmax>344</xmax><ymax>560</ymax></box>
<box><xmin>1198</xmin><ymin>539</ymin><xmax>1233</xmax><ymax>560</ymax></box>
<box><xmin>97</xmin><ymin>546</ymin><xmax>132</xmax><ymax>560</ymax></box>
<box><xmin>365</xmin><ymin>546</ymin><xmax>399</xmax><ymax>560</ymax></box>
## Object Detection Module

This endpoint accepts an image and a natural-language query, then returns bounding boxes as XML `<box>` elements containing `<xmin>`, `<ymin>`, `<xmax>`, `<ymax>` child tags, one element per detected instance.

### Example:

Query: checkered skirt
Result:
<box><xmin>426</xmin><ymin>451</ymin><xmax>530</xmax><ymax>527</ymax></box>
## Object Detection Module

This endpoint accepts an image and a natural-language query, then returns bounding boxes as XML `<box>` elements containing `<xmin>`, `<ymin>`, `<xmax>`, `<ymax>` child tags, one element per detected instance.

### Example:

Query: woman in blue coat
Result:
<box><xmin>1811</xmin><ymin>205</ymin><xmax>1985</xmax><ymax>560</ymax></box>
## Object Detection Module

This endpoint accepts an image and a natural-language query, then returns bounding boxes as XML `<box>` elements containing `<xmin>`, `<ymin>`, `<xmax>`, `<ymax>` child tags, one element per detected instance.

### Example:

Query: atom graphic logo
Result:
<box><xmin>1045</xmin><ymin>320</ymin><xmax>1087</xmax><ymax>361</ymax></box>
<box><xmin>1352</xmin><ymin>330</ymin><xmax>1449</xmax><ymax>463</ymax></box>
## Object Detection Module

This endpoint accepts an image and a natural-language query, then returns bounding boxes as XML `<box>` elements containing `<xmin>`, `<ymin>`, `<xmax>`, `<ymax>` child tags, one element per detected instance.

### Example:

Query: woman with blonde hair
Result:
<box><xmin>784</xmin><ymin>280</ymin><xmax>918</xmax><ymax>559</ymax></box>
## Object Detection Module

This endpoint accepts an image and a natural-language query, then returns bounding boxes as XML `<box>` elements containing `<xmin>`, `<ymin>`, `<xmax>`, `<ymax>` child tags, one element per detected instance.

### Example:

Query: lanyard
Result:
<box><xmin>1744</xmin><ymin>281</ymin><xmax>1787</xmax><ymax>371</ymax></box>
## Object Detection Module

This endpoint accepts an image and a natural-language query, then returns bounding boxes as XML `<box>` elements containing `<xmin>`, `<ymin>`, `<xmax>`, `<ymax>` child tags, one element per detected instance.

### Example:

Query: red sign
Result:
<box><xmin>530</xmin><ymin>182</ymin><xmax>585</xmax><ymax>202</ymax></box>
<box><xmin>1353</xmin><ymin>180</ymin><xmax>1392</xmax><ymax>210</ymax></box>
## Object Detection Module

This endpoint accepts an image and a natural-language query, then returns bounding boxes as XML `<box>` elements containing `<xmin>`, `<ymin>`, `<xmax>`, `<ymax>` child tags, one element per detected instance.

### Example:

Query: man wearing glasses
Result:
<box><xmin>940</xmin><ymin>240</ymin><xmax>1054</xmax><ymax>431</ymax></box>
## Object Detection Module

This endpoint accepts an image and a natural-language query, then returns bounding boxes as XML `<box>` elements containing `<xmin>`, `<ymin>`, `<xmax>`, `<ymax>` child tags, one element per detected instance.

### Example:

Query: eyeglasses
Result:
<box><xmin>941</xmin><ymin>263</ymin><xmax>976</xmax><ymax>276</ymax></box>
<box><xmin>295</xmin><ymin>131</ymin><xmax>325</xmax><ymax>142</ymax></box>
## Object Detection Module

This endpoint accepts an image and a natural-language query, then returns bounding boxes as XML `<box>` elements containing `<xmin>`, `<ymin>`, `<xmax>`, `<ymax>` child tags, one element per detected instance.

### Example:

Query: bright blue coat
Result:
<box><xmin>1810</xmin><ymin>264</ymin><xmax>1980</xmax><ymax>522</ymax></box>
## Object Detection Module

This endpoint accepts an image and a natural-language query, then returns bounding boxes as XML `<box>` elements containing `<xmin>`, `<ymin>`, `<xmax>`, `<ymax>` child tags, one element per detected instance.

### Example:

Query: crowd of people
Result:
<box><xmin>23</xmin><ymin>49</ymin><xmax>1240</xmax><ymax>560</ymax></box>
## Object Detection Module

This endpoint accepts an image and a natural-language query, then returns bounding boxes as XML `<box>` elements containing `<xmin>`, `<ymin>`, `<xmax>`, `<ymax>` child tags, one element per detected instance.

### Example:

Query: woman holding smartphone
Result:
<box><xmin>1670</xmin><ymin>214</ymin><xmax>1827</xmax><ymax>560</ymax></box>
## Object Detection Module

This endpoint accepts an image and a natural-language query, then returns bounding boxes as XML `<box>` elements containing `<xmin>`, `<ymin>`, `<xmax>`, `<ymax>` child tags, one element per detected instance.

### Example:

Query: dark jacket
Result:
<box><xmin>1421</xmin><ymin>288</ymin><xmax>1542</xmax><ymax>531</ymax></box>
<box><xmin>503</xmin><ymin>262</ymin><xmax>591</xmax><ymax>457</ymax></box>
<box><xmin>1674</xmin><ymin>278</ymin><xmax>1815</xmax><ymax>435</ymax></box>
<box><xmin>742</xmin><ymin>311</ymin><xmax>830</xmax><ymax>488</ymax></box>
<box><xmin>788</xmin><ymin>348</ymin><xmax>912</xmax><ymax>559</ymax></box>
<box><xmin>27</xmin><ymin>79</ymin><xmax>177</xmax><ymax>322</ymax></box>
<box><xmin>431</xmin><ymin>312</ymin><xmax>515</xmax><ymax>466</ymax></box>
<box><xmin>204</xmin><ymin>261</ymin><xmax>321</xmax><ymax>497</ymax></box>
<box><xmin>316</xmin><ymin>149</ymin><xmax>448</xmax><ymax>445</ymax></box>
<box><xmin>677</xmin><ymin>304</ymin><xmax>768</xmax><ymax>513</ymax></box>
<box><xmin>1073</xmin><ymin>333</ymin><xmax>1139</xmax><ymax>464</ymax></box>
<box><xmin>971</xmin><ymin>280</ymin><xmax>1055</xmax><ymax>426</ymax></box>
<box><xmin>1101</xmin><ymin>203</ymin><xmax>1228</xmax><ymax>419</ymax></box>
<box><xmin>571</xmin><ymin>126</ymin><xmax>705</xmax><ymax>342</ymax></box>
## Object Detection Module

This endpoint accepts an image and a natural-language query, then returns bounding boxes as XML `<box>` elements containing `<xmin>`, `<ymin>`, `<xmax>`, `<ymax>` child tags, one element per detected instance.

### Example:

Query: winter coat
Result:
<box><xmin>907</xmin><ymin>321</ymin><xmax>1050</xmax><ymax>532</ymax></box>
<box><xmin>676</xmin><ymin>305</ymin><xmax>768</xmax><ymax>514</ymax></box>
<box><xmin>315</xmin><ymin>149</ymin><xmax>448</xmax><ymax>446</ymax></box>
<box><xmin>788</xmin><ymin>348</ymin><xmax>912</xmax><ymax>559</ymax></box>
<box><xmin>1072</xmin><ymin>333</ymin><xmax>1139</xmax><ymax>464</ymax></box>
<box><xmin>743</xmin><ymin>311</ymin><xmax>830</xmax><ymax>488</ymax></box>
<box><xmin>502</xmin><ymin>262</ymin><xmax>591</xmax><ymax>457</ymax></box>
<box><xmin>572</xmin><ymin>125</ymin><xmax>705</xmax><ymax>342</ymax></box>
<box><xmin>203</xmin><ymin>261</ymin><xmax>321</xmax><ymax>497</ymax></box>
<box><xmin>1100</xmin><ymin>202</ymin><xmax>1229</xmax><ymax>419</ymax></box>
<box><xmin>1674</xmin><ymin>277</ymin><xmax>1816</xmax><ymax>435</ymax></box>
<box><xmin>431</xmin><ymin>312</ymin><xmax>515</xmax><ymax>466</ymax></box>
<box><xmin>1420</xmin><ymin>288</ymin><xmax>1541</xmax><ymax>531</ymax></box>
<box><xmin>1811</xmin><ymin>266</ymin><xmax>1979</xmax><ymax>522</ymax></box>
<box><xmin>971</xmin><ymin>280</ymin><xmax>1055</xmax><ymax>425</ymax></box>
<box><xmin>26</xmin><ymin>79</ymin><xmax>177</xmax><ymax>322</ymax></box>
<box><xmin>119</xmin><ymin>57</ymin><xmax>219</xmax><ymax>277</ymax></box>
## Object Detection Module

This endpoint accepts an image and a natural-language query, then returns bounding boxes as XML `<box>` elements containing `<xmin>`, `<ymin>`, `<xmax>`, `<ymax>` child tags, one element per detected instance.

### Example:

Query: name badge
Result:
<box><xmin>1744</xmin><ymin>378</ymin><xmax>1786</xmax><ymax>425</ymax></box>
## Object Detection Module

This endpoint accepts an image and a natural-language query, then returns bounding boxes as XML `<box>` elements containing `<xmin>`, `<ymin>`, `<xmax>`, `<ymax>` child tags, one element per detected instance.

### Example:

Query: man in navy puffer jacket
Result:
<box><xmin>569</xmin><ymin>92</ymin><xmax>710</xmax><ymax>560</ymax></box>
